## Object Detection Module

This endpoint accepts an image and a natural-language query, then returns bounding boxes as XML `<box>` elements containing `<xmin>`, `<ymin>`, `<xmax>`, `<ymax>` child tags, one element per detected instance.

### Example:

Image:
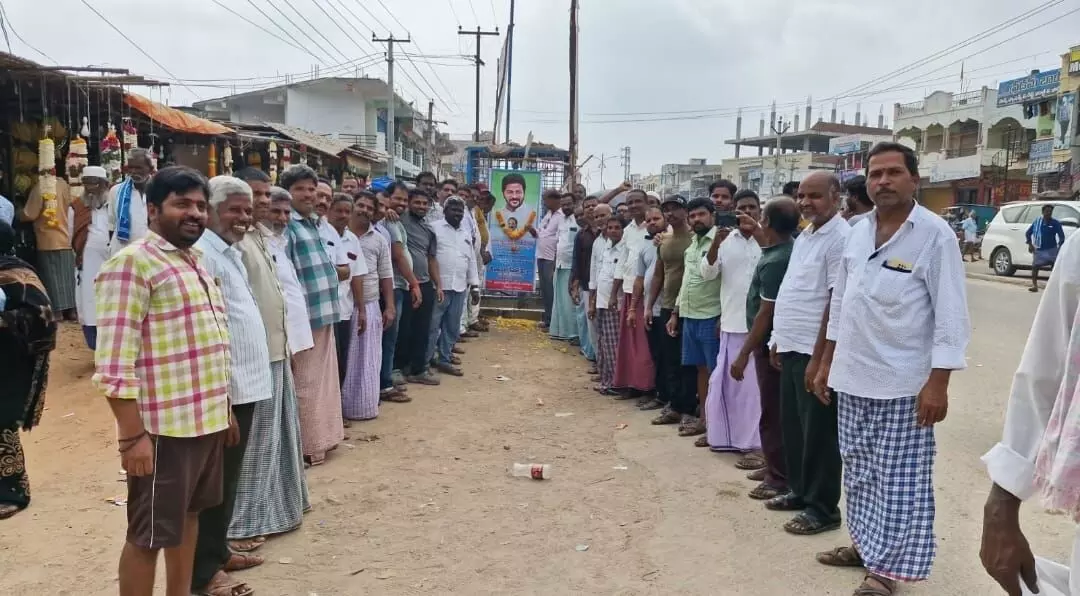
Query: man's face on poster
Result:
<box><xmin>504</xmin><ymin>182</ymin><xmax>525</xmax><ymax>210</ymax></box>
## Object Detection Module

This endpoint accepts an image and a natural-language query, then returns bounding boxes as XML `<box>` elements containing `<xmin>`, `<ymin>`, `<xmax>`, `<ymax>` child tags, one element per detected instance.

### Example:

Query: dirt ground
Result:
<box><xmin>0</xmin><ymin>288</ymin><xmax>1075</xmax><ymax>595</ymax></box>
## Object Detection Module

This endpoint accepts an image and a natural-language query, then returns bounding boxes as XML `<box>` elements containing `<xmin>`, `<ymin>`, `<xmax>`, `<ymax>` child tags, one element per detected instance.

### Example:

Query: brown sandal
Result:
<box><xmin>694</xmin><ymin>435</ymin><xmax>710</xmax><ymax>447</ymax></box>
<box><xmin>199</xmin><ymin>571</ymin><xmax>254</xmax><ymax>596</ymax></box>
<box><xmin>817</xmin><ymin>545</ymin><xmax>863</xmax><ymax>568</ymax></box>
<box><xmin>748</xmin><ymin>482</ymin><xmax>784</xmax><ymax>500</ymax></box>
<box><xmin>0</xmin><ymin>503</ymin><xmax>22</xmax><ymax>520</ymax></box>
<box><xmin>228</xmin><ymin>537</ymin><xmax>265</xmax><ymax>553</ymax></box>
<box><xmin>735</xmin><ymin>452</ymin><xmax>765</xmax><ymax>470</ymax></box>
<box><xmin>853</xmin><ymin>574</ymin><xmax>895</xmax><ymax>595</ymax></box>
<box><xmin>224</xmin><ymin>552</ymin><xmax>264</xmax><ymax>572</ymax></box>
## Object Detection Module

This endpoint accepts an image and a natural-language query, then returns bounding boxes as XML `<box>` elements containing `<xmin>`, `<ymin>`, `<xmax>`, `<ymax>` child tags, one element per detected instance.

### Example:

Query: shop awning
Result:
<box><xmin>262</xmin><ymin>121</ymin><xmax>386</xmax><ymax>164</ymax></box>
<box><xmin>124</xmin><ymin>93</ymin><xmax>233</xmax><ymax>136</ymax></box>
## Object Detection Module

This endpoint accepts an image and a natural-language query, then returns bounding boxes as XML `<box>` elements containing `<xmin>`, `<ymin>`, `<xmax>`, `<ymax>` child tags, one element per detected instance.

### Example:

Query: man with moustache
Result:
<box><xmin>341</xmin><ymin>174</ymin><xmax>360</xmax><ymax>195</ymax></box>
<box><xmin>709</xmin><ymin>180</ymin><xmax>737</xmax><ymax>212</ymax></box>
<box><xmin>94</xmin><ymin>166</ymin><xmax>232</xmax><ymax>596</ymax></box>
<box><xmin>382</xmin><ymin>182</ymin><xmax>422</xmax><ymax>399</ymax></box>
<box><xmin>817</xmin><ymin>143</ymin><xmax>968</xmax><ymax>595</ymax></box>
<box><xmin>646</xmin><ymin>195</ymin><xmax>695</xmax><ymax>420</ymax></box>
<box><xmin>765</xmin><ymin>170</ymin><xmax>849</xmax><ymax>536</ymax></box>
<box><xmin>427</xmin><ymin>197</ymin><xmax>479</xmax><ymax>377</ymax></box>
<box><xmin>314</xmin><ymin>179</ymin><xmax>333</xmax><ymax>224</ymax></box>
<box><xmin>397</xmin><ymin>188</ymin><xmax>441</xmax><ymax>385</ymax></box>
<box><xmin>190</xmin><ymin>176</ymin><xmax>273</xmax><ymax>596</ymax></box>
<box><xmin>614</xmin><ymin>189</ymin><xmax>656</xmax><ymax>399</ymax></box>
<box><xmin>230</xmin><ymin>173</ymin><xmax>309</xmax><ymax>555</ymax></box>
<box><xmin>106</xmin><ymin>148</ymin><xmax>155</xmax><ymax>256</ymax></box>
<box><xmin>577</xmin><ymin>202</ymin><xmax>611</xmax><ymax>372</ymax></box>
<box><xmin>628</xmin><ymin>206</ymin><xmax>668</xmax><ymax>410</ymax></box>
<box><xmin>570</xmin><ymin>196</ymin><xmax>601</xmax><ymax>363</ymax></box>
<box><xmin>550</xmin><ymin>192</ymin><xmax>580</xmax><ymax>343</ymax></box>
<box><xmin>282</xmin><ymin>165</ymin><xmax>343</xmax><ymax>466</ymax></box>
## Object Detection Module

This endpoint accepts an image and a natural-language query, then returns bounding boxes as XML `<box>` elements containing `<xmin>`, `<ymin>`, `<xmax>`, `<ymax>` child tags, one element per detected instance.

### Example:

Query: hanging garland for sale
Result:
<box><xmin>268</xmin><ymin>141</ymin><xmax>279</xmax><ymax>184</ymax></box>
<box><xmin>66</xmin><ymin>80</ymin><xmax>87</xmax><ymax>201</ymax></box>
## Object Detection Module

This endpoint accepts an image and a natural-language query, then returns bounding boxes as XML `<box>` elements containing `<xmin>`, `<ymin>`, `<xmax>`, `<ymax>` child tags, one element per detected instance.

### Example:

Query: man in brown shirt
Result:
<box><xmin>23</xmin><ymin>176</ymin><xmax>76</xmax><ymax>319</ymax></box>
<box><xmin>646</xmin><ymin>194</ymin><xmax>696</xmax><ymax>424</ymax></box>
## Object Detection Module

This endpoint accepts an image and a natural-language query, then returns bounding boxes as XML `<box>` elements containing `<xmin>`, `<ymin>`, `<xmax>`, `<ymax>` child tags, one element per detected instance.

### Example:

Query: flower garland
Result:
<box><xmin>38</xmin><ymin>129</ymin><xmax>60</xmax><ymax>229</ymax></box>
<box><xmin>268</xmin><ymin>141</ymin><xmax>278</xmax><ymax>184</ymax></box>
<box><xmin>101</xmin><ymin>124</ymin><xmax>123</xmax><ymax>183</ymax></box>
<box><xmin>66</xmin><ymin>135</ymin><xmax>88</xmax><ymax>201</ymax></box>
<box><xmin>122</xmin><ymin>118</ymin><xmax>138</xmax><ymax>152</ymax></box>
<box><xmin>223</xmin><ymin>144</ymin><xmax>233</xmax><ymax>175</ymax></box>
<box><xmin>495</xmin><ymin>209</ymin><xmax>536</xmax><ymax>241</ymax></box>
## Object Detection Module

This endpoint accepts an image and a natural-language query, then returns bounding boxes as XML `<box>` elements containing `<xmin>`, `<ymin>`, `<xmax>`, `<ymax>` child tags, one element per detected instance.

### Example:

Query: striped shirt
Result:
<box><xmin>195</xmin><ymin>231</ymin><xmax>273</xmax><ymax>405</ymax></box>
<box><xmin>287</xmin><ymin>210</ymin><xmax>340</xmax><ymax>330</ymax></box>
<box><xmin>92</xmin><ymin>231</ymin><xmax>231</xmax><ymax>438</ymax></box>
<box><xmin>355</xmin><ymin>224</ymin><xmax>393</xmax><ymax>303</ymax></box>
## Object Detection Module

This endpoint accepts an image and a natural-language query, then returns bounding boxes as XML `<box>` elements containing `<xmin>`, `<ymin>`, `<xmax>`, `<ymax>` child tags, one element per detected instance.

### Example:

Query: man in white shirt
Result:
<box><xmin>106</xmin><ymin>148</ymin><xmax>154</xmax><ymax>256</ymax></box>
<box><xmin>191</xmin><ymin>176</ymin><xmax>272</xmax><ymax>596</ymax></box>
<box><xmin>427</xmin><ymin>197</ymin><xmax>478</xmax><ymax>377</ymax></box>
<box><xmin>583</xmin><ymin>203</ymin><xmax>612</xmax><ymax>374</ymax></box>
<box><xmin>321</xmin><ymin>194</ymin><xmax>368</xmax><ymax>386</ymax></box>
<box><xmin>981</xmin><ymin>233</ymin><xmax>1080</xmax><ymax>596</ymax></box>
<box><xmin>814</xmin><ymin>143</ymin><xmax>970</xmax><ymax>595</ymax></box>
<box><xmin>588</xmin><ymin>216</ymin><xmax>624</xmax><ymax>394</ymax></box>
<box><xmin>550</xmin><ymin>192</ymin><xmax>580</xmax><ymax>342</ymax></box>
<box><xmin>767</xmin><ymin>170</ymin><xmax>850</xmax><ymax>536</ymax></box>
<box><xmin>613</xmin><ymin>189</ymin><xmax>655</xmax><ymax>398</ymax></box>
<box><xmin>629</xmin><ymin>206</ymin><xmax>667</xmax><ymax>411</ymax></box>
<box><xmin>700</xmin><ymin>189</ymin><xmax>764</xmax><ymax>460</ymax></box>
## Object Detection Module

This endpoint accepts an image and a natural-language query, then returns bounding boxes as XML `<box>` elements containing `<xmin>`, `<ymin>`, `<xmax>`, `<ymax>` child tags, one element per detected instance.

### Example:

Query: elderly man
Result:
<box><xmin>74</xmin><ymin>166</ymin><xmax>111</xmax><ymax>348</ymax></box>
<box><xmin>766</xmin><ymin>170</ymin><xmax>850</xmax><ymax>536</ymax></box>
<box><xmin>550</xmin><ymin>192</ymin><xmax>580</xmax><ymax>343</ymax></box>
<box><xmin>282</xmin><ymin>165</ymin><xmax>343</xmax><ymax>466</ymax></box>
<box><xmin>614</xmin><ymin>189</ymin><xmax>655</xmax><ymax>399</ymax></box>
<box><xmin>189</xmin><ymin>176</ymin><xmax>273</xmax><ymax>596</ymax></box>
<box><xmin>574</xmin><ymin>200</ymin><xmax>609</xmax><ymax>369</ymax></box>
<box><xmin>106</xmin><ymin>148</ymin><xmax>155</xmax><ymax>256</ymax></box>
<box><xmin>228</xmin><ymin>170</ymin><xmax>309</xmax><ymax>551</ymax></box>
<box><xmin>815</xmin><ymin>144</ymin><xmax>969</xmax><ymax>595</ymax></box>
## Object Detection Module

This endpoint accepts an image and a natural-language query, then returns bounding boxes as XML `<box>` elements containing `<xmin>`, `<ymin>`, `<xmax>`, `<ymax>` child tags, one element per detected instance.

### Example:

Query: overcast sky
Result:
<box><xmin>5</xmin><ymin>0</ymin><xmax>1078</xmax><ymax>189</ymax></box>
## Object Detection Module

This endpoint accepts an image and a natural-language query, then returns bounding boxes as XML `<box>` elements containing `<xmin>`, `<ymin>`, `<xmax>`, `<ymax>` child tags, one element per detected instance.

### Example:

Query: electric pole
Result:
<box><xmin>770</xmin><ymin>116</ymin><xmax>790</xmax><ymax>195</ymax></box>
<box><xmin>419</xmin><ymin>99</ymin><xmax>447</xmax><ymax>175</ymax></box>
<box><xmin>373</xmin><ymin>33</ymin><xmax>411</xmax><ymax>176</ymax></box>
<box><xmin>505</xmin><ymin>0</ymin><xmax>516</xmax><ymax>143</ymax></box>
<box><xmin>569</xmin><ymin>0</ymin><xmax>579</xmax><ymax>186</ymax></box>
<box><xmin>458</xmin><ymin>26</ymin><xmax>500</xmax><ymax>142</ymax></box>
<box><xmin>620</xmin><ymin>146</ymin><xmax>631</xmax><ymax>181</ymax></box>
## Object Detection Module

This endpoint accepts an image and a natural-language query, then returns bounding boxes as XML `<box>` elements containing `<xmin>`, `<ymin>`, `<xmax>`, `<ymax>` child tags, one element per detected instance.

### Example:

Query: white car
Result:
<box><xmin>981</xmin><ymin>200</ymin><xmax>1080</xmax><ymax>276</ymax></box>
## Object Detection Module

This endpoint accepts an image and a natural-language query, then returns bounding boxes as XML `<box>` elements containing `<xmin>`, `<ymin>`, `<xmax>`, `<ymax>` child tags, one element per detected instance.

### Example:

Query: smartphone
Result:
<box><xmin>715</xmin><ymin>211</ymin><xmax>738</xmax><ymax>228</ymax></box>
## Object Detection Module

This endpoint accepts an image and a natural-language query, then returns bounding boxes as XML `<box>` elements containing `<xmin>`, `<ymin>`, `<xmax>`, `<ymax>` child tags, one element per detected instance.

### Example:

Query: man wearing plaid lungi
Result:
<box><xmin>812</xmin><ymin>143</ymin><xmax>970</xmax><ymax>595</ymax></box>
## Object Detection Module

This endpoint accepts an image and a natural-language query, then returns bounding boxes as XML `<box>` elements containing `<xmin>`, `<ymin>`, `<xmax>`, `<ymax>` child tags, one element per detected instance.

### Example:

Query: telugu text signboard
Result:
<box><xmin>996</xmin><ymin>69</ymin><xmax>1060</xmax><ymax>107</ymax></box>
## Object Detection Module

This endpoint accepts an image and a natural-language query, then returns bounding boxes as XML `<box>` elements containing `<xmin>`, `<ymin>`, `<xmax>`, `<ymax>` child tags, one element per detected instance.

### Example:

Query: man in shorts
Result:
<box><xmin>94</xmin><ymin>166</ymin><xmax>235</xmax><ymax>596</ymax></box>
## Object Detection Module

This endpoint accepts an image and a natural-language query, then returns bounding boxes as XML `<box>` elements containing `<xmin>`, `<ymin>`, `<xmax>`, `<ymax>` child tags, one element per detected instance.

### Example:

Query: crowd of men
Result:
<box><xmin>535</xmin><ymin>142</ymin><xmax>971</xmax><ymax>596</ymax></box>
<box><xmin>16</xmin><ymin>158</ymin><xmax>492</xmax><ymax>595</ymax></box>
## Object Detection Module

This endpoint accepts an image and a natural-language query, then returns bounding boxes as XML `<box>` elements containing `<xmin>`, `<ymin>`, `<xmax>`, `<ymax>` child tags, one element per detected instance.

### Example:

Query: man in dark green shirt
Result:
<box><xmin>731</xmin><ymin>196</ymin><xmax>800</xmax><ymax>501</ymax></box>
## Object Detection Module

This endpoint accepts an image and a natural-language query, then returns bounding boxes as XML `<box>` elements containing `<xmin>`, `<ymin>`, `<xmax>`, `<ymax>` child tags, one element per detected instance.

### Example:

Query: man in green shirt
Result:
<box><xmin>665</xmin><ymin>198</ymin><xmax>723</xmax><ymax>441</ymax></box>
<box><xmin>731</xmin><ymin>196</ymin><xmax>800</xmax><ymax>501</ymax></box>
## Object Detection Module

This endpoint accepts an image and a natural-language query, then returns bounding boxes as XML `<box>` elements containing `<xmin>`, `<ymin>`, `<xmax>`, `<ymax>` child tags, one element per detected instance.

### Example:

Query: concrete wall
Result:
<box><xmin>285</xmin><ymin>85</ymin><xmax>368</xmax><ymax>137</ymax></box>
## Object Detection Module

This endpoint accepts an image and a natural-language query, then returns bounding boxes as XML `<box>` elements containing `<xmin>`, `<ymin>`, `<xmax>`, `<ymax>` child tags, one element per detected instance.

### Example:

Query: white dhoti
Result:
<box><xmin>1024</xmin><ymin>527</ymin><xmax>1080</xmax><ymax>595</ymax></box>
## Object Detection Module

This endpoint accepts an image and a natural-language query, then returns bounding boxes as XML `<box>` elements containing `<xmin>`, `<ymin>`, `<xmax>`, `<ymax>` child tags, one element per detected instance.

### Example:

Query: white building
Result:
<box><xmin>893</xmin><ymin>86</ymin><xmax>1037</xmax><ymax>211</ymax></box>
<box><xmin>193</xmin><ymin>77</ymin><xmax>432</xmax><ymax>177</ymax></box>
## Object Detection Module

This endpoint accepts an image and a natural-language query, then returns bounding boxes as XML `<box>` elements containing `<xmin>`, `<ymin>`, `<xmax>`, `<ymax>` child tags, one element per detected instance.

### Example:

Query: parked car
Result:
<box><xmin>980</xmin><ymin>199</ymin><xmax>1080</xmax><ymax>276</ymax></box>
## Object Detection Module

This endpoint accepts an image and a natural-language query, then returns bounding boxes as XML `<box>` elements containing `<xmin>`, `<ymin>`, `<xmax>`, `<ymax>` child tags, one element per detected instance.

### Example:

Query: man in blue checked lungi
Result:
<box><xmin>812</xmin><ymin>142</ymin><xmax>970</xmax><ymax>596</ymax></box>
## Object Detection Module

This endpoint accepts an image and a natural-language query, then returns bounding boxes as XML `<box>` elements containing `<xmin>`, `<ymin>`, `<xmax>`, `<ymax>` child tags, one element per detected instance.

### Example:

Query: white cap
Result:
<box><xmin>646</xmin><ymin>191</ymin><xmax>660</xmax><ymax>200</ymax></box>
<box><xmin>82</xmin><ymin>166</ymin><xmax>108</xmax><ymax>180</ymax></box>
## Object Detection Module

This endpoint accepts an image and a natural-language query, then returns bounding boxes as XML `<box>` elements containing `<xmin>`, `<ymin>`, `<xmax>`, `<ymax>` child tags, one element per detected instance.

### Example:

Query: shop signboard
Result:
<box><xmin>929</xmin><ymin>154</ymin><xmax>982</xmax><ymax>183</ymax></box>
<box><xmin>996</xmin><ymin>69</ymin><xmax>1060</xmax><ymax>107</ymax></box>
<box><xmin>1029</xmin><ymin>138</ymin><xmax>1055</xmax><ymax>161</ymax></box>
<box><xmin>1069</xmin><ymin>49</ymin><xmax>1080</xmax><ymax>77</ymax></box>
<box><xmin>1028</xmin><ymin>158</ymin><xmax>1056</xmax><ymax>176</ymax></box>
<box><xmin>829</xmin><ymin>135</ymin><xmax>862</xmax><ymax>155</ymax></box>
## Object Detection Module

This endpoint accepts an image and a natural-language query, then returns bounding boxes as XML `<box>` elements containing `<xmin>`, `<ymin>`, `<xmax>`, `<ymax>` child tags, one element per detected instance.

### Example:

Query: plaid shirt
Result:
<box><xmin>92</xmin><ymin>231</ymin><xmax>231</xmax><ymax>438</ymax></box>
<box><xmin>287</xmin><ymin>211</ymin><xmax>340</xmax><ymax>330</ymax></box>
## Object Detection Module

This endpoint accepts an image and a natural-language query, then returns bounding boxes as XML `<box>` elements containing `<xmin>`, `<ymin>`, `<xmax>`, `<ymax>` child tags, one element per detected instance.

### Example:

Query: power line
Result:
<box><xmin>467</xmin><ymin>0</ymin><xmax>480</xmax><ymax>23</ymax></box>
<box><xmin>261</xmin><ymin>0</ymin><xmax>335</xmax><ymax>64</ymax></box>
<box><xmin>272</xmin><ymin>0</ymin><xmax>350</xmax><ymax>63</ymax></box>
<box><xmin>305</xmin><ymin>0</ymin><xmax>380</xmax><ymax>68</ymax></box>
<box><xmin>489</xmin><ymin>0</ymin><xmax>498</xmax><ymax>24</ymax></box>
<box><xmin>372</xmin><ymin>0</ymin><xmax>461</xmax><ymax>109</ymax></box>
<box><xmin>154</xmin><ymin>55</ymin><xmax>382</xmax><ymax>84</ymax></box>
<box><xmin>214</xmin><ymin>0</ymin><xmax>326</xmax><ymax>65</ymax></box>
<box><xmin>78</xmin><ymin>0</ymin><xmax>200</xmax><ymax>98</ymax></box>
<box><xmin>446</xmin><ymin>0</ymin><xmax>462</xmax><ymax>26</ymax></box>
<box><xmin>164</xmin><ymin>57</ymin><xmax>386</xmax><ymax>91</ymax></box>
<box><xmin>828</xmin><ymin>0</ymin><xmax>1064</xmax><ymax>100</ymax></box>
<box><xmin>0</xmin><ymin>1</ymin><xmax>55</xmax><ymax>63</ymax></box>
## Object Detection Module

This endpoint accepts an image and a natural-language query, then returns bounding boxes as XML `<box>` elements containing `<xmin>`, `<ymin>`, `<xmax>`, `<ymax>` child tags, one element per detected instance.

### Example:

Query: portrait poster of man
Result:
<box><xmin>485</xmin><ymin>169</ymin><xmax>542</xmax><ymax>291</ymax></box>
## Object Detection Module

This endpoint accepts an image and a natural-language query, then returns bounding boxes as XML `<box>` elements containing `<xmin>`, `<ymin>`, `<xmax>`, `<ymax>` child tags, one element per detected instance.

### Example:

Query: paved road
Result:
<box><xmin>2</xmin><ymin>278</ymin><xmax>1073</xmax><ymax>595</ymax></box>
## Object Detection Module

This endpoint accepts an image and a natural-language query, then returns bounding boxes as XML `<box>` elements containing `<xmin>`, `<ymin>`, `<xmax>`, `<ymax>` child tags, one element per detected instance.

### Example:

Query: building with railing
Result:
<box><xmin>192</xmin><ymin>77</ymin><xmax>434</xmax><ymax>178</ymax></box>
<box><xmin>893</xmin><ymin>85</ymin><xmax>1038</xmax><ymax>211</ymax></box>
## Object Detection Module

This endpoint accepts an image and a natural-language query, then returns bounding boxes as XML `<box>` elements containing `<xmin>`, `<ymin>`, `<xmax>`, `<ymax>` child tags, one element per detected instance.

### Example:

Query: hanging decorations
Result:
<box><xmin>298</xmin><ymin>144</ymin><xmax>308</xmax><ymax>166</ymax></box>
<box><xmin>208</xmin><ymin>143</ymin><xmax>217</xmax><ymax>177</ymax></box>
<box><xmin>80</xmin><ymin>115</ymin><xmax>90</xmax><ymax>138</ymax></box>
<box><xmin>122</xmin><ymin>117</ymin><xmax>138</xmax><ymax>152</ymax></box>
<box><xmin>66</xmin><ymin>135</ymin><xmax>88</xmax><ymax>200</ymax></box>
<box><xmin>101</xmin><ymin>123</ymin><xmax>123</xmax><ymax>183</ymax></box>
<box><xmin>281</xmin><ymin>146</ymin><xmax>291</xmax><ymax>169</ymax></box>
<box><xmin>222</xmin><ymin>144</ymin><xmax>233</xmax><ymax>176</ymax></box>
<box><xmin>268</xmin><ymin>141</ymin><xmax>278</xmax><ymax>184</ymax></box>
<box><xmin>38</xmin><ymin>128</ymin><xmax>60</xmax><ymax>230</ymax></box>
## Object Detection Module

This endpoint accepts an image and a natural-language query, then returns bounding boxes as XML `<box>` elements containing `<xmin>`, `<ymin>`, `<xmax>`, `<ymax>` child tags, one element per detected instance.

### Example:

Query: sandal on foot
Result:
<box><xmin>783</xmin><ymin>511</ymin><xmax>841</xmax><ymax>536</ymax></box>
<box><xmin>586</xmin><ymin>367</ymin><xmax>599</xmax><ymax>375</ymax></box>
<box><xmin>748</xmin><ymin>482</ymin><xmax>784</xmax><ymax>500</ymax></box>
<box><xmin>224</xmin><ymin>552</ymin><xmax>265</xmax><ymax>572</ymax></box>
<box><xmin>693</xmin><ymin>435</ymin><xmax>710</xmax><ymax>447</ymax></box>
<box><xmin>746</xmin><ymin>468</ymin><xmax>767</xmax><ymax>482</ymax></box>
<box><xmin>764</xmin><ymin>492</ymin><xmax>806</xmax><ymax>511</ymax></box>
<box><xmin>304</xmin><ymin>453</ymin><xmax>326</xmax><ymax>467</ymax></box>
<box><xmin>199</xmin><ymin>572</ymin><xmax>254</xmax><ymax>596</ymax></box>
<box><xmin>228</xmin><ymin>537</ymin><xmax>265</xmax><ymax>553</ymax></box>
<box><xmin>382</xmin><ymin>391</ymin><xmax>412</xmax><ymax>403</ymax></box>
<box><xmin>0</xmin><ymin>503</ymin><xmax>22</xmax><ymax>520</ymax></box>
<box><xmin>678</xmin><ymin>419</ymin><xmax>706</xmax><ymax>437</ymax></box>
<box><xmin>638</xmin><ymin>399</ymin><xmax>665</xmax><ymax>411</ymax></box>
<box><xmin>651</xmin><ymin>408</ymin><xmax>682</xmax><ymax>425</ymax></box>
<box><xmin>817</xmin><ymin>545</ymin><xmax>864</xmax><ymax>568</ymax></box>
<box><xmin>734</xmin><ymin>452</ymin><xmax>765</xmax><ymax>470</ymax></box>
<box><xmin>853</xmin><ymin>574</ymin><xmax>895</xmax><ymax>596</ymax></box>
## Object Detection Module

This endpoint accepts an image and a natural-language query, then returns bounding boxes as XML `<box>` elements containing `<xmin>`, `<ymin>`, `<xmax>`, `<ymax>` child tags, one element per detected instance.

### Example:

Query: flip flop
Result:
<box><xmin>816</xmin><ymin>545</ymin><xmax>864</xmax><ymax>568</ymax></box>
<box><xmin>748</xmin><ymin>482</ymin><xmax>784</xmax><ymax>501</ymax></box>
<box><xmin>227</xmin><ymin>536</ymin><xmax>265</xmax><ymax>553</ymax></box>
<box><xmin>224</xmin><ymin>552</ymin><xmax>264</xmax><ymax>572</ymax></box>
<box><xmin>783</xmin><ymin>511</ymin><xmax>841</xmax><ymax>536</ymax></box>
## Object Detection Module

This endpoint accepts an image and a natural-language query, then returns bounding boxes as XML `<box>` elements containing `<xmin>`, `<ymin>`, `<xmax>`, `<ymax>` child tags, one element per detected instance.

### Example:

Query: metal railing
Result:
<box><xmin>338</xmin><ymin>133</ymin><xmax>380</xmax><ymax>149</ymax></box>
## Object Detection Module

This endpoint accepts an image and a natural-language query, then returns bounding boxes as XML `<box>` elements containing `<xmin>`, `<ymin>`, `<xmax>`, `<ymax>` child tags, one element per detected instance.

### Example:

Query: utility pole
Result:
<box><xmin>620</xmin><ymin>146</ymin><xmax>631</xmax><ymax>181</ymax></box>
<box><xmin>770</xmin><ymin>116</ymin><xmax>790</xmax><ymax>195</ymax></box>
<box><xmin>458</xmin><ymin>25</ymin><xmax>500</xmax><ymax>142</ymax></box>
<box><xmin>569</xmin><ymin>0</ymin><xmax>579</xmax><ymax>186</ymax></box>
<box><xmin>505</xmin><ymin>0</ymin><xmax>516</xmax><ymax>143</ymax></box>
<box><xmin>419</xmin><ymin>99</ymin><xmax>448</xmax><ymax>175</ymax></box>
<box><xmin>373</xmin><ymin>33</ymin><xmax>411</xmax><ymax>176</ymax></box>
